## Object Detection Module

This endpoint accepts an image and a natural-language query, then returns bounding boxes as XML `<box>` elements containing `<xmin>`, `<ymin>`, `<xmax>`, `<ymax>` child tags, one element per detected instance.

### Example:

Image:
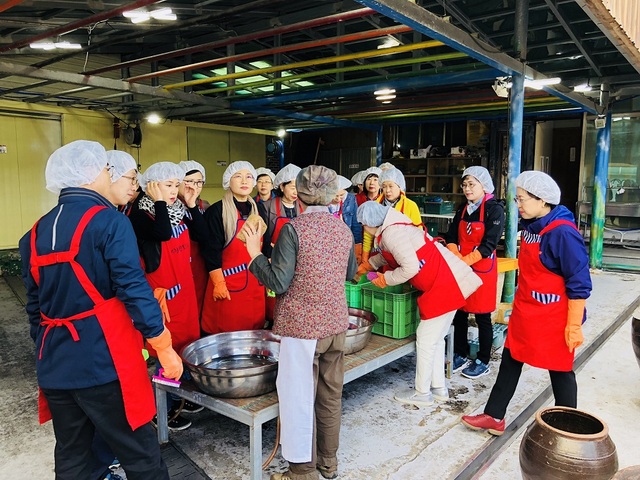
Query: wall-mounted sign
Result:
<box><xmin>0</xmin><ymin>145</ymin><xmax>7</xmax><ymax>154</ymax></box>
<box><xmin>216</xmin><ymin>161</ymin><xmax>227</xmax><ymax>166</ymax></box>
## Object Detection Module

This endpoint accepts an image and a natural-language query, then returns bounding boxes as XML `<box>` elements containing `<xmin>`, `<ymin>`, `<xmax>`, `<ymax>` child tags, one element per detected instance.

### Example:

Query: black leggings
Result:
<box><xmin>453</xmin><ymin>310</ymin><xmax>493</xmax><ymax>364</ymax></box>
<box><xmin>484</xmin><ymin>348</ymin><xmax>577</xmax><ymax>420</ymax></box>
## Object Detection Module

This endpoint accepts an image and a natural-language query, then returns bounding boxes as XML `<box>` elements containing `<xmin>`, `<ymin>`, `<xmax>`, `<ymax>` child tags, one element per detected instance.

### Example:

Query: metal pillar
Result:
<box><xmin>589</xmin><ymin>111</ymin><xmax>611</xmax><ymax>268</ymax></box>
<box><xmin>503</xmin><ymin>74</ymin><xmax>525</xmax><ymax>303</ymax></box>
<box><xmin>376</xmin><ymin>125</ymin><xmax>384</xmax><ymax>166</ymax></box>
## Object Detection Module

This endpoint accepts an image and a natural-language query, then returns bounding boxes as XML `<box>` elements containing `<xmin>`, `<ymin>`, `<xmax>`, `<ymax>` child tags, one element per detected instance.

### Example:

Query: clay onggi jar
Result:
<box><xmin>520</xmin><ymin>407</ymin><xmax>618</xmax><ymax>480</ymax></box>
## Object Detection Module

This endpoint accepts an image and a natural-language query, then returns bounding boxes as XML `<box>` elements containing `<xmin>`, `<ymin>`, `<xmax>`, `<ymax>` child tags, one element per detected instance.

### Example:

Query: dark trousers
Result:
<box><xmin>484</xmin><ymin>348</ymin><xmax>577</xmax><ymax>420</ymax></box>
<box><xmin>453</xmin><ymin>310</ymin><xmax>493</xmax><ymax>365</ymax></box>
<box><xmin>42</xmin><ymin>380</ymin><xmax>169</xmax><ymax>480</ymax></box>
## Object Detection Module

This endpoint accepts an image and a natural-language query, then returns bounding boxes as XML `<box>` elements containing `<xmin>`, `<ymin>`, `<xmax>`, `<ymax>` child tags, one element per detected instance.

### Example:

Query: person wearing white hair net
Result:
<box><xmin>19</xmin><ymin>140</ymin><xmax>180</xmax><ymax>478</ymax></box>
<box><xmin>106</xmin><ymin>150</ymin><xmax>139</xmax><ymax>209</ymax></box>
<box><xmin>443</xmin><ymin>165</ymin><xmax>505</xmax><ymax>380</ymax></box>
<box><xmin>328</xmin><ymin>175</ymin><xmax>363</xmax><ymax>261</ymax></box>
<box><xmin>242</xmin><ymin>165</ymin><xmax>357</xmax><ymax>480</ymax></box>
<box><xmin>356</xmin><ymin>166</ymin><xmax>382</xmax><ymax>206</ymax></box>
<box><xmin>200</xmin><ymin>160</ymin><xmax>266</xmax><ymax>336</ymax></box>
<box><xmin>355</xmin><ymin>201</ymin><xmax>481</xmax><ymax>408</ymax></box>
<box><xmin>462</xmin><ymin>170</ymin><xmax>591</xmax><ymax>436</ymax></box>
<box><xmin>178</xmin><ymin>160</ymin><xmax>210</xmax><ymax>211</ymax></box>
<box><xmin>259</xmin><ymin>164</ymin><xmax>303</xmax><ymax>259</ymax></box>
<box><xmin>255</xmin><ymin>167</ymin><xmax>276</xmax><ymax>204</ymax></box>
<box><xmin>378</xmin><ymin>161</ymin><xmax>395</xmax><ymax>171</ymax></box>
<box><xmin>359</xmin><ymin>167</ymin><xmax>423</xmax><ymax>271</ymax></box>
<box><xmin>350</xmin><ymin>170</ymin><xmax>366</xmax><ymax>195</ymax></box>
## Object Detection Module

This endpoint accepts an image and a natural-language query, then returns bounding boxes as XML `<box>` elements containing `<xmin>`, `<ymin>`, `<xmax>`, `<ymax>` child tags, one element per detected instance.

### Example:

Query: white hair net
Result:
<box><xmin>179</xmin><ymin>160</ymin><xmax>206</xmax><ymax>182</ymax></box>
<box><xmin>337</xmin><ymin>175</ymin><xmax>352</xmax><ymax>191</ymax></box>
<box><xmin>379</xmin><ymin>167</ymin><xmax>406</xmax><ymax>192</ymax></box>
<box><xmin>45</xmin><ymin>140</ymin><xmax>107</xmax><ymax>194</ymax></box>
<box><xmin>364</xmin><ymin>166</ymin><xmax>382</xmax><ymax>178</ymax></box>
<box><xmin>357</xmin><ymin>201</ymin><xmax>390</xmax><ymax>227</ymax></box>
<box><xmin>462</xmin><ymin>166</ymin><xmax>494</xmax><ymax>194</ymax></box>
<box><xmin>106</xmin><ymin>150</ymin><xmax>137</xmax><ymax>182</ymax></box>
<box><xmin>516</xmin><ymin>171</ymin><xmax>561</xmax><ymax>205</ymax></box>
<box><xmin>296</xmin><ymin>165</ymin><xmax>339</xmax><ymax>206</ymax></box>
<box><xmin>222</xmin><ymin>161</ymin><xmax>257</xmax><ymax>190</ymax></box>
<box><xmin>378</xmin><ymin>162</ymin><xmax>395</xmax><ymax>171</ymax></box>
<box><xmin>139</xmin><ymin>162</ymin><xmax>185</xmax><ymax>192</ymax></box>
<box><xmin>351</xmin><ymin>170</ymin><xmax>367</xmax><ymax>186</ymax></box>
<box><xmin>255</xmin><ymin>167</ymin><xmax>275</xmax><ymax>183</ymax></box>
<box><xmin>274</xmin><ymin>164</ymin><xmax>301</xmax><ymax>190</ymax></box>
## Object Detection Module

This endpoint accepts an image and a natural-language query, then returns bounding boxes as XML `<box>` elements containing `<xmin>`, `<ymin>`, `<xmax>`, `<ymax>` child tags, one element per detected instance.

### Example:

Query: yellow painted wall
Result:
<box><xmin>0</xmin><ymin>99</ymin><xmax>274</xmax><ymax>249</ymax></box>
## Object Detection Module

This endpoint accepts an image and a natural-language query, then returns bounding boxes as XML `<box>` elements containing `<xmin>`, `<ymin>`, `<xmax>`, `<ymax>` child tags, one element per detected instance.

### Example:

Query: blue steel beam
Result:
<box><xmin>353</xmin><ymin>0</ymin><xmax>598</xmax><ymax>114</ymax></box>
<box><xmin>241</xmin><ymin>106</ymin><xmax>380</xmax><ymax>131</ymax></box>
<box><xmin>230</xmin><ymin>69</ymin><xmax>502</xmax><ymax>109</ymax></box>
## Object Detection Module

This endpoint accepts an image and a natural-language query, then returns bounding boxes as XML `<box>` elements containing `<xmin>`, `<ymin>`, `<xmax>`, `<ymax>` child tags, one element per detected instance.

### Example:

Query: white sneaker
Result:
<box><xmin>394</xmin><ymin>388</ymin><xmax>434</xmax><ymax>406</ymax></box>
<box><xmin>431</xmin><ymin>387</ymin><xmax>449</xmax><ymax>401</ymax></box>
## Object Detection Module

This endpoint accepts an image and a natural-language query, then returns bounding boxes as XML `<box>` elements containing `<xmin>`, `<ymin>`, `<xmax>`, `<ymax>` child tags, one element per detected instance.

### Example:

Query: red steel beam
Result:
<box><xmin>0</xmin><ymin>0</ymin><xmax>26</xmax><ymax>14</ymax></box>
<box><xmin>0</xmin><ymin>0</ymin><xmax>163</xmax><ymax>53</ymax></box>
<box><xmin>83</xmin><ymin>7</ymin><xmax>376</xmax><ymax>76</ymax></box>
<box><xmin>126</xmin><ymin>24</ymin><xmax>412</xmax><ymax>82</ymax></box>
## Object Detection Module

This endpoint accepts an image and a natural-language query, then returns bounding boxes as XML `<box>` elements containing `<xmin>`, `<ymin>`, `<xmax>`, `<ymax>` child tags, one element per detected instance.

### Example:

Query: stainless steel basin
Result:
<box><xmin>181</xmin><ymin>330</ymin><xmax>280</xmax><ymax>398</ymax></box>
<box><xmin>344</xmin><ymin>308</ymin><xmax>377</xmax><ymax>355</ymax></box>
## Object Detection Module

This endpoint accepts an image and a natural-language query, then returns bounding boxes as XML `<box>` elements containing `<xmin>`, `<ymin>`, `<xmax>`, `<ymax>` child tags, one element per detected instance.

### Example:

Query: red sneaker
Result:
<box><xmin>461</xmin><ymin>413</ymin><xmax>505</xmax><ymax>436</ymax></box>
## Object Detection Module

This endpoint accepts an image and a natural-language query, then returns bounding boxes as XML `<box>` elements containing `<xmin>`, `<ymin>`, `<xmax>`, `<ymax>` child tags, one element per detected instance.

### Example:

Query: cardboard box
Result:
<box><xmin>492</xmin><ymin>302</ymin><xmax>512</xmax><ymax>325</ymax></box>
<box><xmin>410</xmin><ymin>148</ymin><xmax>428</xmax><ymax>159</ymax></box>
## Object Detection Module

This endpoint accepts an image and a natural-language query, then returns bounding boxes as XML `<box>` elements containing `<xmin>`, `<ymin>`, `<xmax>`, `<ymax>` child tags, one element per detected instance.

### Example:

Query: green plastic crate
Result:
<box><xmin>362</xmin><ymin>283</ymin><xmax>420</xmax><ymax>338</ymax></box>
<box><xmin>425</xmin><ymin>222</ymin><xmax>438</xmax><ymax>237</ymax></box>
<box><xmin>344</xmin><ymin>277</ymin><xmax>371</xmax><ymax>309</ymax></box>
<box><xmin>424</xmin><ymin>201</ymin><xmax>454</xmax><ymax>214</ymax></box>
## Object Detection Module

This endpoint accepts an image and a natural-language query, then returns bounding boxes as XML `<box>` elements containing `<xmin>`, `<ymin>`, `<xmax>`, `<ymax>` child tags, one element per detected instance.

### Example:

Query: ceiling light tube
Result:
<box><xmin>54</xmin><ymin>41</ymin><xmax>82</xmax><ymax>50</ymax></box>
<box><xmin>374</xmin><ymin>88</ymin><xmax>396</xmax><ymax>96</ymax></box>
<box><xmin>524</xmin><ymin>77</ymin><xmax>561</xmax><ymax>89</ymax></box>
<box><xmin>376</xmin><ymin>94</ymin><xmax>396</xmax><ymax>101</ymax></box>
<box><xmin>30</xmin><ymin>42</ymin><xmax>56</xmax><ymax>50</ymax></box>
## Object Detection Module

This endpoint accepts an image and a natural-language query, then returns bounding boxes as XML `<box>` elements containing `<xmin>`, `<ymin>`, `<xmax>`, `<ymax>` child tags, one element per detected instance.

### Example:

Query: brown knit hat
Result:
<box><xmin>295</xmin><ymin>165</ymin><xmax>339</xmax><ymax>206</ymax></box>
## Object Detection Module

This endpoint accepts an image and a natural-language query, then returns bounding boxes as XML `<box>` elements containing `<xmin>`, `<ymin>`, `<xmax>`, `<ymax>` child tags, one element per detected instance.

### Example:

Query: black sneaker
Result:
<box><xmin>181</xmin><ymin>400</ymin><xmax>204</xmax><ymax>414</ymax></box>
<box><xmin>152</xmin><ymin>410</ymin><xmax>192</xmax><ymax>431</ymax></box>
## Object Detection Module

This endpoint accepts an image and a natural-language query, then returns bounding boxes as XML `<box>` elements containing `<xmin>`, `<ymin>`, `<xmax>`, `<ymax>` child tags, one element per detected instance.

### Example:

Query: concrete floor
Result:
<box><xmin>1</xmin><ymin>270</ymin><xmax>639</xmax><ymax>480</ymax></box>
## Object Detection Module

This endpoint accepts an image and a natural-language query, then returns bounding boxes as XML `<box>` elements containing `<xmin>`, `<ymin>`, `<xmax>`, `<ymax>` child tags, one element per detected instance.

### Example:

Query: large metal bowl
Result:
<box><xmin>344</xmin><ymin>308</ymin><xmax>378</xmax><ymax>355</ymax></box>
<box><xmin>181</xmin><ymin>330</ymin><xmax>280</xmax><ymax>398</ymax></box>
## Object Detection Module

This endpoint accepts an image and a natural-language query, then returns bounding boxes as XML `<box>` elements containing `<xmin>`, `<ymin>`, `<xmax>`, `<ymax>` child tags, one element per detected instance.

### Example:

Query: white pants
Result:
<box><xmin>415</xmin><ymin>311</ymin><xmax>456</xmax><ymax>393</ymax></box>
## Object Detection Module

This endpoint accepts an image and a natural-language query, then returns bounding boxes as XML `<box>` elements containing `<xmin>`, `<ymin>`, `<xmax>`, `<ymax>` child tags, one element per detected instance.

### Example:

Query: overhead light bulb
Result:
<box><xmin>146</xmin><ymin>113</ymin><xmax>161</xmax><ymax>124</ymax></box>
<box><xmin>574</xmin><ymin>84</ymin><xmax>592</xmax><ymax>92</ymax></box>
<box><xmin>376</xmin><ymin>94</ymin><xmax>396</xmax><ymax>101</ymax></box>
<box><xmin>377</xmin><ymin>38</ymin><xmax>400</xmax><ymax>49</ymax></box>
<box><xmin>277</xmin><ymin>129</ymin><xmax>286</xmax><ymax>138</ymax></box>
<box><xmin>381</xmin><ymin>100</ymin><xmax>392</xmax><ymax>104</ymax></box>
<box><xmin>30</xmin><ymin>42</ymin><xmax>56</xmax><ymax>50</ymax></box>
<box><xmin>374</xmin><ymin>88</ymin><xmax>396</xmax><ymax>96</ymax></box>
<box><xmin>524</xmin><ymin>77</ymin><xmax>561</xmax><ymax>89</ymax></box>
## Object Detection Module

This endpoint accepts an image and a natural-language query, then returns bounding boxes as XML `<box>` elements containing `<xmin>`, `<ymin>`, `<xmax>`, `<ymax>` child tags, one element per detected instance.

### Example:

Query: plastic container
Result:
<box><xmin>362</xmin><ymin>283</ymin><xmax>420</xmax><ymax>339</ymax></box>
<box><xmin>425</xmin><ymin>222</ymin><xmax>438</xmax><ymax>237</ymax></box>
<box><xmin>344</xmin><ymin>277</ymin><xmax>371</xmax><ymax>309</ymax></box>
<box><xmin>424</xmin><ymin>201</ymin><xmax>454</xmax><ymax>214</ymax></box>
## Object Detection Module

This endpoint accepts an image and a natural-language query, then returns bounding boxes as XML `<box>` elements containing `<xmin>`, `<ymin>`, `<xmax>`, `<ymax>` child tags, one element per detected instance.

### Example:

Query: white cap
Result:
<box><xmin>462</xmin><ymin>166</ymin><xmax>494</xmax><ymax>194</ymax></box>
<box><xmin>357</xmin><ymin>201</ymin><xmax>390</xmax><ymax>227</ymax></box>
<box><xmin>336</xmin><ymin>175</ymin><xmax>352</xmax><ymax>191</ymax></box>
<box><xmin>516</xmin><ymin>171</ymin><xmax>561</xmax><ymax>205</ymax></box>
<box><xmin>45</xmin><ymin>140</ymin><xmax>107</xmax><ymax>194</ymax></box>
<box><xmin>255</xmin><ymin>167</ymin><xmax>276</xmax><ymax>183</ymax></box>
<box><xmin>364</xmin><ymin>166</ymin><xmax>382</xmax><ymax>179</ymax></box>
<box><xmin>379</xmin><ymin>167</ymin><xmax>406</xmax><ymax>192</ymax></box>
<box><xmin>140</xmin><ymin>162</ymin><xmax>185</xmax><ymax>192</ymax></box>
<box><xmin>378</xmin><ymin>162</ymin><xmax>395</xmax><ymax>171</ymax></box>
<box><xmin>274</xmin><ymin>164</ymin><xmax>302</xmax><ymax>190</ymax></box>
<box><xmin>106</xmin><ymin>150</ymin><xmax>137</xmax><ymax>182</ymax></box>
<box><xmin>222</xmin><ymin>161</ymin><xmax>257</xmax><ymax>190</ymax></box>
<box><xmin>351</xmin><ymin>170</ymin><xmax>367</xmax><ymax>186</ymax></box>
<box><xmin>179</xmin><ymin>160</ymin><xmax>206</xmax><ymax>182</ymax></box>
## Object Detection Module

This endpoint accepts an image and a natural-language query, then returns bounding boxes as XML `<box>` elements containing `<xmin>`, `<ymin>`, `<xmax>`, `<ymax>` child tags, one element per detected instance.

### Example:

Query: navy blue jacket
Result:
<box><xmin>342</xmin><ymin>193</ymin><xmax>363</xmax><ymax>244</ymax></box>
<box><xmin>19</xmin><ymin>188</ymin><xmax>164</xmax><ymax>389</ymax></box>
<box><xmin>520</xmin><ymin>205</ymin><xmax>591</xmax><ymax>300</ymax></box>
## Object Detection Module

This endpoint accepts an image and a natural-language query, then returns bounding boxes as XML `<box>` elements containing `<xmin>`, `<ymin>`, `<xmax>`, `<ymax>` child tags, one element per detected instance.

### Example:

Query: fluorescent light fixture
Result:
<box><xmin>612</xmin><ymin>117</ymin><xmax>623</xmax><ymax>122</ymax></box>
<box><xmin>574</xmin><ymin>84</ymin><xmax>592</xmax><ymax>92</ymax></box>
<box><xmin>377</xmin><ymin>37</ymin><xmax>400</xmax><ymax>49</ymax></box>
<box><xmin>277</xmin><ymin>129</ymin><xmax>286</xmax><ymax>138</ymax></box>
<box><xmin>124</xmin><ymin>7</ymin><xmax>176</xmax><ymax>23</ymax></box>
<box><xmin>376</xmin><ymin>94</ymin><xmax>396</xmax><ymax>101</ymax></box>
<box><xmin>381</xmin><ymin>100</ymin><xmax>392</xmax><ymax>104</ymax></box>
<box><xmin>30</xmin><ymin>41</ymin><xmax>82</xmax><ymax>50</ymax></box>
<box><xmin>523</xmin><ymin>77</ymin><xmax>561</xmax><ymax>89</ymax></box>
<box><xmin>146</xmin><ymin>113</ymin><xmax>161</xmax><ymax>124</ymax></box>
<box><xmin>30</xmin><ymin>42</ymin><xmax>56</xmax><ymax>50</ymax></box>
<box><xmin>568</xmin><ymin>55</ymin><xmax>583</xmax><ymax>60</ymax></box>
<box><xmin>374</xmin><ymin>88</ymin><xmax>396</xmax><ymax>96</ymax></box>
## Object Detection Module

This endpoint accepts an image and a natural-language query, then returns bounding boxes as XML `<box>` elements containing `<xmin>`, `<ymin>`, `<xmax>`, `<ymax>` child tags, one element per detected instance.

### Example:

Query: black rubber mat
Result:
<box><xmin>161</xmin><ymin>442</ymin><xmax>211</xmax><ymax>479</ymax></box>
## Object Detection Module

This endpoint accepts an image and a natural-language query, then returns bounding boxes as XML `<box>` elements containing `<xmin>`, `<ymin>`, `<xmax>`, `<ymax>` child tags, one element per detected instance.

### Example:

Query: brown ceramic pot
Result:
<box><xmin>520</xmin><ymin>407</ymin><xmax>618</xmax><ymax>480</ymax></box>
<box><xmin>632</xmin><ymin>316</ymin><xmax>640</xmax><ymax>369</ymax></box>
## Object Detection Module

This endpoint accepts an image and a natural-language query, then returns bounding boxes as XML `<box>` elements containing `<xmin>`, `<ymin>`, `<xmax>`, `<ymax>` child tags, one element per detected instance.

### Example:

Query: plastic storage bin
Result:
<box><xmin>344</xmin><ymin>277</ymin><xmax>371</xmax><ymax>309</ymax></box>
<box><xmin>425</xmin><ymin>222</ymin><xmax>438</xmax><ymax>237</ymax></box>
<box><xmin>424</xmin><ymin>201</ymin><xmax>454</xmax><ymax>214</ymax></box>
<box><xmin>362</xmin><ymin>283</ymin><xmax>420</xmax><ymax>338</ymax></box>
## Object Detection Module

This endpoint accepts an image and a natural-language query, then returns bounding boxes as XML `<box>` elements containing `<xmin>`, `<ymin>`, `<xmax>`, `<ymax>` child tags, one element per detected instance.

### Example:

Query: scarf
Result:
<box><xmin>138</xmin><ymin>194</ymin><xmax>186</xmax><ymax>227</ymax></box>
<box><xmin>222</xmin><ymin>190</ymin><xmax>259</xmax><ymax>245</ymax></box>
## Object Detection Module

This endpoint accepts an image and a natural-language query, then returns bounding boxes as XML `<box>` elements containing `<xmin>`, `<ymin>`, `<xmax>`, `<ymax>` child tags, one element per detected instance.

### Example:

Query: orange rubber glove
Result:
<box><xmin>153</xmin><ymin>288</ymin><xmax>171</xmax><ymax>325</ymax></box>
<box><xmin>461</xmin><ymin>250</ymin><xmax>483</xmax><ymax>266</ymax></box>
<box><xmin>361</xmin><ymin>250</ymin><xmax>370</xmax><ymax>264</ymax></box>
<box><xmin>210</xmin><ymin>268</ymin><xmax>231</xmax><ymax>301</ymax></box>
<box><xmin>446</xmin><ymin>243</ymin><xmax>463</xmax><ymax>259</ymax></box>
<box><xmin>352</xmin><ymin>259</ymin><xmax>375</xmax><ymax>283</ymax></box>
<box><xmin>369</xmin><ymin>272</ymin><xmax>387</xmax><ymax>289</ymax></box>
<box><xmin>147</xmin><ymin>329</ymin><xmax>183</xmax><ymax>380</ymax></box>
<box><xmin>354</xmin><ymin>243</ymin><xmax>363</xmax><ymax>265</ymax></box>
<box><xmin>566</xmin><ymin>299</ymin><xmax>586</xmax><ymax>352</ymax></box>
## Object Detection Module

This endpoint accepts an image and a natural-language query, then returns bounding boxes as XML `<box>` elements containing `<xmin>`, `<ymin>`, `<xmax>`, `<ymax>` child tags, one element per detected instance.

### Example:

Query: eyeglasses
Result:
<box><xmin>514</xmin><ymin>196</ymin><xmax>535</xmax><ymax>205</ymax></box>
<box><xmin>183</xmin><ymin>179</ymin><xmax>205</xmax><ymax>188</ymax></box>
<box><xmin>121</xmin><ymin>174</ymin><xmax>139</xmax><ymax>186</ymax></box>
<box><xmin>460</xmin><ymin>182</ymin><xmax>479</xmax><ymax>190</ymax></box>
<box><xmin>257</xmin><ymin>180</ymin><xmax>273</xmax><ymax>185</ymax></box>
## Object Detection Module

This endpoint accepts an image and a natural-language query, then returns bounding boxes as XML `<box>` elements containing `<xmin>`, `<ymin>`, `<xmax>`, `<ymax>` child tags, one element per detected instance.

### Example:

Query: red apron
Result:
<box><xmin>505</xmin><ymin>220</ymin><xmax>576</xmax><ymax>371</ymax></box>
<box><xmin>29</xmin><ymin>206</ymin><xmax>155</xmax><ymax>430</ymax></box>
<box><xmin>189</xmin><ymin>200</ymin><xmax>209</xmax><ymax>320</ymax></box>
<box><xmin>458</xmin><ymin>195</ymin><xmax>498</xmax><ymax>314</ymax></box>
<box><xmin>201</xmin><ymin>217</ymin><xmax>266</xmax><ymax>334</ymax></box>
<box><xmin>270</xmin><ymin>197</ymin><xmax>301</xmax><ymax>247</ymax></box>
<box><xmin>378</xmin><ymin>224</ymin><xmax>466</xmax><ymax>320</ymax></box>
<box><xmin>142</xmin><ymin>218</ymin><xmax>199</xmax><ymax>356</ymax></box>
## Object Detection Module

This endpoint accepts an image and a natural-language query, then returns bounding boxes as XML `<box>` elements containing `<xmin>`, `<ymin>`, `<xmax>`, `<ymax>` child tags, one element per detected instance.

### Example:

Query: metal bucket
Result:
<box><xmin>344</xmin><ymin>308</ymin><xmax>378</xmax><ymax>355</ymax></box>
<box><xmin>181</xmin><ymin>330</ymin><xmax>280</xmax><ymax>398</ymax></box>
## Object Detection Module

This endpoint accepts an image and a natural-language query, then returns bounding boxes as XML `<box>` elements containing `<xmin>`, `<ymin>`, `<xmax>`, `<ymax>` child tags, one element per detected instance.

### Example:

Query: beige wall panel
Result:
<box><xmin>0</xmin><ymin>116</ymin><xmax>22</xmax><ymax>249</ymax></box>
<box><xmin>187</xmin><ymin>127</ymin><xmax>230</xmax><ymax>203</ymax></box>
<box><xmin>135</xmin><ymin>123</ymin><xmax>188</xmax><ymax>170</ymax></box>
<box><xmin>229</xmin><ymin>131</ymin><xmax>266</xmax><ymax>167</ymax></box>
